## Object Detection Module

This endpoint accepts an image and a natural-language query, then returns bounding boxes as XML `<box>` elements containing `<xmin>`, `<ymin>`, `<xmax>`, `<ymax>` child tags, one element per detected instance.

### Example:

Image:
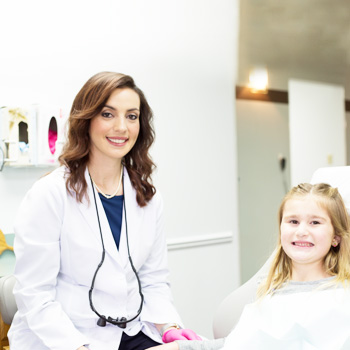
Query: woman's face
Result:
<box><xmin>89</xmin><ymin>88</ymin><xmax>140</xmax><ymax>164</ymax></box>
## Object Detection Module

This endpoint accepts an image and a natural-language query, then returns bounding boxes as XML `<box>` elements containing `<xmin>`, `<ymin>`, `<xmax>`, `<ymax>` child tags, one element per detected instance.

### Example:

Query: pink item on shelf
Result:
<box><xmin>48</xmin><ymin>128</ymin><xmax>58</xmax><ymax>154</ymax></box>
<box><xmin>162</xmin><ymin>328</ymin><xmax>202</xmax><ymax>343</ymax></box>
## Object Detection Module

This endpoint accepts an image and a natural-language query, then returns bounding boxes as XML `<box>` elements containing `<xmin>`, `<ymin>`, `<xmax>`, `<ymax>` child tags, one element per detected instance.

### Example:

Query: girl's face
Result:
<box><xmin>280</xmin><ymin>195</ymin><xmax>339</xmax><ymax>280</ymax></box>
<box><xmin>89</xmin><ymin>88</ymin><xmax>140</xmax><ymax>165</ymax></box>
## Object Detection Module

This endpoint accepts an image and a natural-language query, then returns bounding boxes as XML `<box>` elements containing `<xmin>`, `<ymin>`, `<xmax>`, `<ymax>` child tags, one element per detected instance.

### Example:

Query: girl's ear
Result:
<box><xmin>332</xmin><ymin>235</ymin><xmax>341</xmax><ymax>247</ymax></box>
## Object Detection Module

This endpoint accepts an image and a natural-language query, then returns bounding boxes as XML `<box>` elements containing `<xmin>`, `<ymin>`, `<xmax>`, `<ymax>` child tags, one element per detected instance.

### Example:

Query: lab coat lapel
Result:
<box><xmin>77</xmin><ymin>168</ymin><xmax>123</xmax><ymax>266</ymax></box>
<box><xmin>119</xmin><ymin>168</ymin><xmax>143</xmax><ymax>269</ymax></box>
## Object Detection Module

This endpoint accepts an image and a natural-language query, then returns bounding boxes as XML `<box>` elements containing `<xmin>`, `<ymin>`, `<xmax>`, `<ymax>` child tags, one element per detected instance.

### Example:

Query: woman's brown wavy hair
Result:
<box><xmin>59</xmin><ymin>71</ymin><xmax>156</xmax><ymax>207</ymax></box>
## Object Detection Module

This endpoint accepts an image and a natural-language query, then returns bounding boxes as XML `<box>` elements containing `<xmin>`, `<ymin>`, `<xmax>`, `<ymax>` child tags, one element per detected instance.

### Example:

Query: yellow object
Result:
<box><xmin>0</xmin><ymin>315</ymin><xmax>10</xmax><ymax>349</ymax></box>
<box><xmin>0</xmin><ymin>230</ymin><xmax>13</xmax><ymax>255</ymax></box>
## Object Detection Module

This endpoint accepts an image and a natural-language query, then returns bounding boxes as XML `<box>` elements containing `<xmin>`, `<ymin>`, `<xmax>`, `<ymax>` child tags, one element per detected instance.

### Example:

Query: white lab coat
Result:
<box><xmin>9</xmin><ymin>167</ymin><xmax>182</xmax><ymax>350</ymax></box>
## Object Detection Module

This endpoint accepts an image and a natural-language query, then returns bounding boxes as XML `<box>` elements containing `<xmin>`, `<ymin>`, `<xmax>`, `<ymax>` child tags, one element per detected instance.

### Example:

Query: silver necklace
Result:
<box><xmin>91</xmin><ymin>166</ymin><xmax>123</xmax><ymax>199</ymax></box>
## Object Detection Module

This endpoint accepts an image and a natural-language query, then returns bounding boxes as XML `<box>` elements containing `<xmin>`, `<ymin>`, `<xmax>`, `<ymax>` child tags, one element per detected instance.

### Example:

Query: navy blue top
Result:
<box><xmin>99</xmin><ymin>194</ymin><xmax>124</xmax><ymax>249</ymax></box>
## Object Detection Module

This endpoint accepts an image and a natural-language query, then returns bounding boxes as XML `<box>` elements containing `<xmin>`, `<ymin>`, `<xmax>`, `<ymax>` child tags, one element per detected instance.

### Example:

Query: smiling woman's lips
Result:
<box><xmin>107</xmin><ymin>137</ymin><xmax>128</xmax><ymax>144</ymax></box>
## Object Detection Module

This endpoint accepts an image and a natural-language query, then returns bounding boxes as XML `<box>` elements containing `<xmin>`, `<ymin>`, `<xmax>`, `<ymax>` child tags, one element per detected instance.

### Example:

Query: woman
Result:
<box><xmin>9</xmin><ymin>72</ymin><xmax>200</xmax><ymax>350</ymax></box>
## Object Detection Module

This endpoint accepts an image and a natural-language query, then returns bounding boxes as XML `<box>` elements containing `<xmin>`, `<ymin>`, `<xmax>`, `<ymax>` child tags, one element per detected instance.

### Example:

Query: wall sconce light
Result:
<box><xmin>249</xmin><ymin>67</ymin><xmax>268</xmax><ymax>93</ymax></box>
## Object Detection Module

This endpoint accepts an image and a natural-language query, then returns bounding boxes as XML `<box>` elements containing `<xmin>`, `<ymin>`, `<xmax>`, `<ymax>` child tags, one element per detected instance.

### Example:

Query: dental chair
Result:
<box><xmin>212</xmin><ymin>252</ymin><xmax>273</xmax><ymax>339</ymax></box>
<box><xmin>213</xmin><ymin>165</ymin><xmax>350</xmax><ymax>339</ymax></box>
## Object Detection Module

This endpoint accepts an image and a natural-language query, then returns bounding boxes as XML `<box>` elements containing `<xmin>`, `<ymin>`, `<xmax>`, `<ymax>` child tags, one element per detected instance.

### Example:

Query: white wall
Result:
<box><xmin>236</xmin><ymin>100</ymin><xmax>290</xmax><ymax>282</ymax></box>
<box><xmin>289</xmin><ymin>79</ymin><xmax>346</xmax><ymax>185</ymax></box>
<box><xmin>0</xmin><ymin>0</ymin><xmax>239</xmax><ymax>338</ymax></box>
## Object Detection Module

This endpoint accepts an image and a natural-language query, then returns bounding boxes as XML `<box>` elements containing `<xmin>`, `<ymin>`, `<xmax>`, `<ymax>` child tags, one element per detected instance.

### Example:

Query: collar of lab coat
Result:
<box><xmin>77</xmin><ymin>166</ymin><xmax>143</xmax><ymax>269</ymax></box>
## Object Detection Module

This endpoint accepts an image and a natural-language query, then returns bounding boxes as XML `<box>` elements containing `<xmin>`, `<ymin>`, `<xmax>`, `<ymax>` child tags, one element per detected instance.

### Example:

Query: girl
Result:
<box><xmin>150</xmin><ymin>183</ymin><xmax>350</xmax><ymax>350</ymax></box>
<box><xmin>8</xmin><ymin>72</ymin><xmax>200</xmax><ymax>350</ymax></box>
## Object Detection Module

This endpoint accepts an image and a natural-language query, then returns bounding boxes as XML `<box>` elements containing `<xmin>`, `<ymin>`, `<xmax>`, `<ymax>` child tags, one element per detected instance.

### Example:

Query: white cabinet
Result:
<box><xmin>0</xmin><ymin>105</ymin><xmax>66</xmax><ymax>168</ymax></box>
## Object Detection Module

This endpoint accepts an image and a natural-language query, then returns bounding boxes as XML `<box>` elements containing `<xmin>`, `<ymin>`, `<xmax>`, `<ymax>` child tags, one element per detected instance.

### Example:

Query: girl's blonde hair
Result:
<box><xmin>258</xmin><ymin>183</ymin><xmax>350</xmax><ymax>297</ymax></box>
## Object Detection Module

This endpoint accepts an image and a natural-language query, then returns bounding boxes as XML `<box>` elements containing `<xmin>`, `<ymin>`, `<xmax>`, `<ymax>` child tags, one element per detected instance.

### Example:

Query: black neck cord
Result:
<box><xmin>88</xmin><ymin>172</ymin><xmax>144</xmax><ymax>328</ymax></box>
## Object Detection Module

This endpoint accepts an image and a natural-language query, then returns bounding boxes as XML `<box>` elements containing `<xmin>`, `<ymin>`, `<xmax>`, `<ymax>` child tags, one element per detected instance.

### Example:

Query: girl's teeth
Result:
<box><xmin>294</xmin><ymin>242</ymin><xmax>313</xmax><ymax>247</ymax></box>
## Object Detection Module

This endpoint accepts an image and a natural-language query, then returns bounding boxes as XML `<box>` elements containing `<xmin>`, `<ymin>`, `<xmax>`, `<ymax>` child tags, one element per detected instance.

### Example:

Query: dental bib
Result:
<box><xmin>223</xmin><ymin>285</ymin><xmax>350</xmax><ymax>350</ymax></box>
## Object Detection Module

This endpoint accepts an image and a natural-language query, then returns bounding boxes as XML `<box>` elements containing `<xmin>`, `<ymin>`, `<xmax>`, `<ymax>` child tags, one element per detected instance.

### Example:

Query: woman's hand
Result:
<box><xmin>146</xmin><ymin>342</ymin><xmax>179</xmax><ymax>350</ymax></box>
<box><xmin>77</xmin><ymin>346</ymin><xmax>89</xmax><ymax>350</ymax></box>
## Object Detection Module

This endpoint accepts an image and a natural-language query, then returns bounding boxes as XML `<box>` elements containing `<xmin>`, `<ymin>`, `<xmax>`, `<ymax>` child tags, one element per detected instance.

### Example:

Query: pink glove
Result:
<box><xmin>162</xmin><ymin>328</ymin><xmax>202</xmax><ymax>343</ymax></box>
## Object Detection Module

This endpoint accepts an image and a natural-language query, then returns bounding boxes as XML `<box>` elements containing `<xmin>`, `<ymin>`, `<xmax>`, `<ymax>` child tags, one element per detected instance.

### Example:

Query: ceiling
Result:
<box><xmin>237</xmin><ymin>0</ymin><xmax>350</xmax><ymax>98</ymax></box>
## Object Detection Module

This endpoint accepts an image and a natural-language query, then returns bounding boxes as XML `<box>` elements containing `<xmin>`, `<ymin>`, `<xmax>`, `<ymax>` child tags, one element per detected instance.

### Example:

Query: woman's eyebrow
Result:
<box><xmin>104</xmin><ymin>104</ymin><xmax>116</xmax><ymax>110</ymax></box>
<box><xmin>104</xmin><ymin>105</ymin><xmax>140</xmax><ymax>112</ymax></box>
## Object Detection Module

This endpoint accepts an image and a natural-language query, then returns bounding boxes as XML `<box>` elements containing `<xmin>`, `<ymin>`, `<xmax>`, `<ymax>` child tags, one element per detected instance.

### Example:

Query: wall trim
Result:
<box><xmin>236</xmin><ymin>86</ymin><xmax>288</xmax><ymax>104</ymax></box>
<box><xmin>236</xmin><ymin>86</ymin><xmax>350</xmax><ymax>112</ymax></box>
<box><xmin>167</xmin><ymin>231</ymin><xmax>233</xmax><ymax>251</ymax></box>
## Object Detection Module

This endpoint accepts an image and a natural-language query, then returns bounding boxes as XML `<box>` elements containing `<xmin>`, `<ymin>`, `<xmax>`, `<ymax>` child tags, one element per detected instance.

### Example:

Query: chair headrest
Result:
<box><xmin>311</xmin><ymin>166</ymin><xmax>350</xmax><ymax>215</ymax></box>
